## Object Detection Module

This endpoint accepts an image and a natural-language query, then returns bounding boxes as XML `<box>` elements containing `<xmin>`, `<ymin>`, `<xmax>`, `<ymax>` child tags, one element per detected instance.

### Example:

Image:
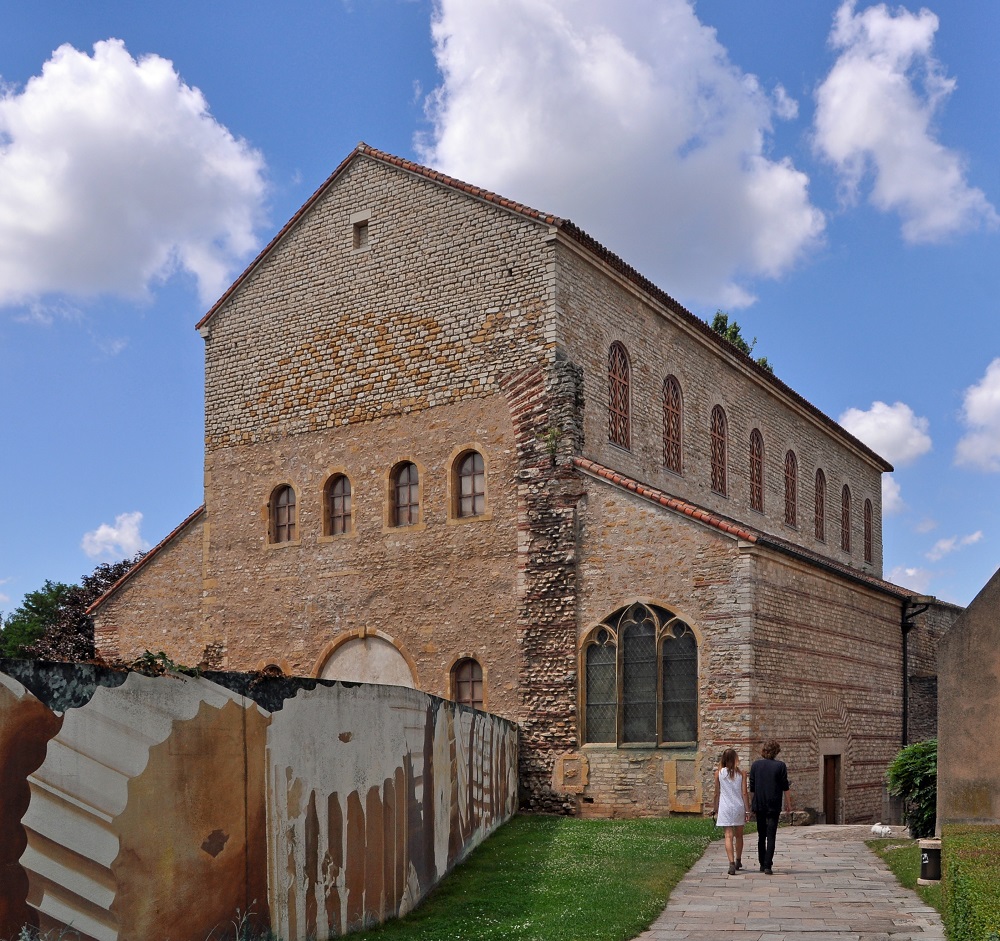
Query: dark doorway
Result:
<box><xmin>823</xmin><ymin>755</ymin><xmax>840</xmax><ymax>823</ymax></box>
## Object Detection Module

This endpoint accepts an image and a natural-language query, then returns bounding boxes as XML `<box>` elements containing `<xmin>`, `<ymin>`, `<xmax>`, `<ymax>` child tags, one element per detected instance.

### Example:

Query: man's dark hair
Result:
<box><xmin>761</xmin><ymin>740</ymin><xmax>781</xmax><ymax>760</ymax></box>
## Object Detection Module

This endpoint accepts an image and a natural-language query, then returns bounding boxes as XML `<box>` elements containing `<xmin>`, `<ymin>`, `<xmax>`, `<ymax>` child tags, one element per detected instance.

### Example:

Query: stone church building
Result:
<box><xmin>91</xmin><ymin>144</ymin><xmax>959</xmax><ymax>820</ymax></box>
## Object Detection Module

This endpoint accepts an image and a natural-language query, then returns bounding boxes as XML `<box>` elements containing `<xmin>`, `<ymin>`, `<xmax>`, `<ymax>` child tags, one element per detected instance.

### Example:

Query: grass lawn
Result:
<box><xmin>867</xmin><ymin>838</ymin><xmax>943</xmax><ymax>913</ymax></box>
<box><xmin>351</xmin><ymin>814</ymin><xmax>720</xmax><ymax>941</ymax></box>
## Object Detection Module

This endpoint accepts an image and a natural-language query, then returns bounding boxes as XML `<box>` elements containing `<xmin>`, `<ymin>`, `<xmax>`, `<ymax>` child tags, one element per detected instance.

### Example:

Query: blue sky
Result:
<box><xmin>1</xmin><ymin>0</ymin><xmax>998</xmax><ymax>614</ymax></box>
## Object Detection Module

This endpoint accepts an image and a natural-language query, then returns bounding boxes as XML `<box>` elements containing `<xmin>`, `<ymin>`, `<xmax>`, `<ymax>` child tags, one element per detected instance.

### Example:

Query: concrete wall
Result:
<box><xmin>938</xmin><ymin>568</ymin><xmax>1000</xmax><ymax>827</ymax></box>
<box><xmin>0</xmin><ymin>661</ymin><xmax>517</xmax><ymax>941</ymax></box>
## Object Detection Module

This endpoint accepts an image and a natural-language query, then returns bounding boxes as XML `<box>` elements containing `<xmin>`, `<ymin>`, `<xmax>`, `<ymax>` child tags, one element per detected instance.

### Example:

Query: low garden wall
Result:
<box><xmin>0</xmin><ymin>660</ymin><xmax>518</xmax><ymax>940</ymax></box>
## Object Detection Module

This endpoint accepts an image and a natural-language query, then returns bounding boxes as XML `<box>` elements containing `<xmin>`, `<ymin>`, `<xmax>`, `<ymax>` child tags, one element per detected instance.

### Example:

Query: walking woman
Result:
<box><xmin>712</xmin><ymin>747</ymin><xmax>751</xmax><ymax>875</ymax></box>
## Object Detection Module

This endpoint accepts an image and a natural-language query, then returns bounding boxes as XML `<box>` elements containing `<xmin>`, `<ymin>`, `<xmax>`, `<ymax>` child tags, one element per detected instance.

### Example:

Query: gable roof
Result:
<box><xmin>574</xmin><ymin>456</ymin><xmax>912</xmax><ymax>600</ymax></box>
<box><xmin>196</xmin><ymin>142</ymin><xmax>892</xmax><ymax>473</ymax></box>
<box><xmin>87</xmin><ymin>505</ymin><xmax>206</xmax><ymax>614</ymax></box>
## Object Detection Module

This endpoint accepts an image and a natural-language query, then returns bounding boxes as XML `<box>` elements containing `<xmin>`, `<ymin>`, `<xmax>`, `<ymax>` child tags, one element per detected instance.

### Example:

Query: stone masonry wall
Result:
<box><xmin>906</xmin><ymin>600</ymin><xmax>962</xmax><ymax>744</ymax></box>
<box><xmin>553</xmin><ymin>241</ymin><xmax>886</xmax><ymax>578</ymax></box>
<box><xmin>748</xmin><ymin>550</ymin><xmax>904</xmax><ymax>823</ymax></box>
<box><xmin>95</xmin><ymin>513</ymin><xmax>206</xmax><ymax>665</ymax></box>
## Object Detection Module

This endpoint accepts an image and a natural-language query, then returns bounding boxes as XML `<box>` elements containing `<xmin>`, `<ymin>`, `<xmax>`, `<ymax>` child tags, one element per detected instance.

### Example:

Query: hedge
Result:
<box><xmin>942</xmin><ymin>824</ymin><xmax>1000</xmax><ymax>941</ymax></box>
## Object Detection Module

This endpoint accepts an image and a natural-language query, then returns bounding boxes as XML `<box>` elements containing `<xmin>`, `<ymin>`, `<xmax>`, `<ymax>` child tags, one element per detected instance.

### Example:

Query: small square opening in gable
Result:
<box><xmin>353</xmin><ymin>220</ymin><xmax>369</xmax><ymax>249</ymax></box>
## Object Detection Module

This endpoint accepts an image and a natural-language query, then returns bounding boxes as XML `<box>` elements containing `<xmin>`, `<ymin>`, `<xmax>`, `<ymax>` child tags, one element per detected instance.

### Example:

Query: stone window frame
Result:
<box><xmin>710</xmin><ymin>405</ymin><xmax>728</xmax><ymax>496</ymax></box>
<box><xmin>749</xmin><ymin>428</ymin><xmax>764</xmax><ymax>512</ymax></box>
<box><xmin>841</xmin><ymin>484</ymin><xmax>852</xmax><ymax>553</ymax></box>
<box><xmin>863</xmin><ymin>499</ymin><xmax>873</xmax><ymax>564</ymax></box>
<box><xmin>450</xmin><ymin>656</ymin><xmax>486</xmax><ymax>710</ymax></box>
<box><xmin>608</xmin><ymin>341</ymin><xmax>631</xmax><ymax>451</ymax></box>
<box><xmin>267</xmin><ymin>483</ymin><xmax>300</xmax><ymax>548</ymax></box>
<box><xmin>350</xmin><ymin>209</ymin><xmax>371</xmax><ymax>254</ymax></box>
<box><xmin>579</xmin><ymin>601</ymin><xmax>700</xmax><ymax>748</ymax></box>
<box><xmin>662</xmin><ymin>375</ymin><xmax>684</xmax><ymax>475</ymax></box>
<box><xmin>384</xmin><ymin>459</ymin><xmax>426</xmax><ymax>532</ymax></box>
<box><xmin>311</xmin><ymin>627</ymin><xmax>420</xmax><ymax>686</ymax></box>
<box><xmin>784</xmin><ymin>450</ymin><xmax>798</xmax><ymax>528</ymax></box>
<box><xmin>446</xmin><ymin>444</ymin><xmax>493</xmax><ymax>524</ymax></box>
<box><xmin>320</xmin><ymin>469</ymin><xmax>354</xmax><ymax>540</ymax></box>
<box><xmin>814</xmin><ymin>468</ymin><xmax>827</xmax><ymax>542</ymax></box>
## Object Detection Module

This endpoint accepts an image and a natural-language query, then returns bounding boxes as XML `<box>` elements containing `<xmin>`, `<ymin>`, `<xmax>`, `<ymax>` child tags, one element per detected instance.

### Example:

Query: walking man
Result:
<box><xmin>749</xmin><ymin>740</ymin><xmax>792</xmax><ymax>875</ymax></box>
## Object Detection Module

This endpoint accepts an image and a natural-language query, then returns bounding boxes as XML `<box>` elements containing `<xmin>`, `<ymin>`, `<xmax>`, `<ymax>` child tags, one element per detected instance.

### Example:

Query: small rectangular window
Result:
<box><xmin>353</xmin><ymin>220</ymin><xmax>369</xmax><ymax>250</ymax></box>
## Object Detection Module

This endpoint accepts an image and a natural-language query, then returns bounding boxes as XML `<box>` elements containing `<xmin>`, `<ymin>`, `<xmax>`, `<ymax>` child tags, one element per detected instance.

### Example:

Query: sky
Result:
<box><xmin>1</xmin><ymin>0</ymin><xmax>998</xmax><ymax>614</ymax></box>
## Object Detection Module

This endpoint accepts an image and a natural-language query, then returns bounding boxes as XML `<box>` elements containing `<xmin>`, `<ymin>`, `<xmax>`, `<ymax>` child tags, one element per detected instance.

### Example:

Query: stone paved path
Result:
<box><xmin>634</xmin><ymin>825</ymin><xmax>945</xmax><ymax>941</ymax></box>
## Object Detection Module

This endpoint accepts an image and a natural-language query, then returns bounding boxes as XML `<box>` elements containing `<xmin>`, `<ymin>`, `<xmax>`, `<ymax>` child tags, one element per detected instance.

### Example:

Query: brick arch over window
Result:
<box><xmin>581</xmin><ymin>601</ymin><xmax>698</xmax><ymax>745</ymax></box>
<box><xmin>269</xmin><ymin>484</ymin><xmax>297</xmax><ymax>544</ymax></box>
<box><xmin>323</xmin><ymin>473</ymin><xmax>352</xmax><ymax>535</ymax></box>
<box><xmin>662</xmin><ymin>375</ymin><xmax>683</xmax><ymax>474</ymax></box>
<box><xmin>608</xmin><ymin>341</ymin><xmax>631</xmax><ymax>449</ymax></box>
<box><xmin>864</xmin><ymin>499</ymin><xmax>874</xmax><ymax>563</ymax></box>
<box><xmin>710</xmin><ymin>405</ymin><xmax>727</xmax><ymax>495</ymax></box>
<box><xmin>784</xmin><ymin>450</ymin><xmax>798</xmax><ymax>527</ymax></box>
<box><xmin>814</xmin><ymin>468</ymin><xmax>827</xmax><ymax>541</ymax></box>
<box><xmin>749</xmin><ymin>429</ymin><xmax>764</xmax><ymax>512</ymax></box>
<box><xmin>451</xmin><ymin>657</ymin><xmax>484</xmax><ymax>709</ymax></box>
<box><xmin>841</xmin><ymin>484</ymin><xmax>852</xmax><ymax>553</ymax></box>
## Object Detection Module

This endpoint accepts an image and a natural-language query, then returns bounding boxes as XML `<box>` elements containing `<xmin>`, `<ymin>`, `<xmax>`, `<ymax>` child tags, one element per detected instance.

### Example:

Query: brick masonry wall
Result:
<box><xmin>95</xmin><ymin>514</ymin><xmax>207</xmax><ymax>665</ymax></box>
<box><xmin>905</xmin><ymin>600</ymin><xmax>962</xmax><ymax>743</ymax></box>
<box><xmin>553</xmin><ymin>241</ymin><xmax>885</xmax><ymax>578</ymax></box>
<box><xmin>748</xmin><ymin>550</ymin><xmax>905</xmax><ymax>823</ymax></box>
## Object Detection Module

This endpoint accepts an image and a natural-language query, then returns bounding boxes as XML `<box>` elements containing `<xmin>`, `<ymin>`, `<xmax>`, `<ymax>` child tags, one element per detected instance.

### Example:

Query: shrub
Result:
<box><xmin>887</xmin><ymin>739</ymin><xmax>936</xmax><ymax>838</ymax></box>
<box><xmin>942</xmin><ymin>825</ymin><xmax>1000</xmax><ymax>941</ymax></box>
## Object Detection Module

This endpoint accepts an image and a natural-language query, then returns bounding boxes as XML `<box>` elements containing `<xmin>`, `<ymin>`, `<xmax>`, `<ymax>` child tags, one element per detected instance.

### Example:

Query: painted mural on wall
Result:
<box><xmin>0</xmin><ymin>660</ymin><xmax>518</xmax><ymax>941</ymax></box>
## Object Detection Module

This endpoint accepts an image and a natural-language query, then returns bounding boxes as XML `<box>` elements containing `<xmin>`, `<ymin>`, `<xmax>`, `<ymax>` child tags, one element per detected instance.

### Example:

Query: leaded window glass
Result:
<box><xmin>608</xmin><ymin>342</ymin><xmax>631</xmax><ymax>449</ymax></box>
<box><xmin>710</xmin><ymin>406</ymin><xmax>727</xmax><ymax>495</ymax></box>
<box><xmin>662</xmin><ymin>624</ymin><xmax>697</xmax><ymax>742</ymax></box>
<box><xmin>663</xmin><ymin>376</ymin><xmax>683</xmax><ymax>473</ymax></box>
<box><xmin>749</xmin><ymin>429</ymin><xmax>764</xmax><ymax>512</ymax></box>
<box><xmin>622</xmin><ymin>606</ymin><xmax>657</xmax><ymax>743</ymax></box>
<box><xmin>585</xmin><ymin>633</ymin><xmax>617</xmax><ymax>743</ymax></box>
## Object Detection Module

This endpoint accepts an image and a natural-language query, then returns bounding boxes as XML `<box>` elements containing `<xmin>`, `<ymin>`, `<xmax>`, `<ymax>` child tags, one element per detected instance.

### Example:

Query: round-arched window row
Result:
<box><xmin>266</xmin><ymin>448</ymin><xmax>489</xmax><ymax>544</ymax></box>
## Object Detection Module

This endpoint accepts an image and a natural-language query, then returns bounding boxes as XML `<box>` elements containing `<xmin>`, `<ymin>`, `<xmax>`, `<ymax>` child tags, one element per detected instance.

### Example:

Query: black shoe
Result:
<box><xmin>764</xmin><ymin>867</ymin><xmax>773</xmax><ymax>875</ymax></box>
<box><xmin>736</xmin><ymin>860</ymin><xmax>742</xmax><ymax>870</ymax></box>
<box><xmin>728</xmin><ymin>862</ymin><xmax>737</xmax><ymax>875</ymax></box>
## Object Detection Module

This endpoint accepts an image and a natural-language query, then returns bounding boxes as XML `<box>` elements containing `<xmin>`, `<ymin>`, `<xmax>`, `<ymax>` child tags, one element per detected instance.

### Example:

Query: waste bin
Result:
<box><xmin>917</xmin><ymin>838</ymin><xmax>941</xmax><ymax>884</ymax></box>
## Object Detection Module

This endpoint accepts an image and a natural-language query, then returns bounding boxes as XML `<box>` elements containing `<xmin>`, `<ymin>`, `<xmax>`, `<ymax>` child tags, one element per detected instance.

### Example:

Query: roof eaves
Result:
<box><xmin>87</xmin><ymin>505</ymin><xmax>206</xmax><ymax>614</ymax></box>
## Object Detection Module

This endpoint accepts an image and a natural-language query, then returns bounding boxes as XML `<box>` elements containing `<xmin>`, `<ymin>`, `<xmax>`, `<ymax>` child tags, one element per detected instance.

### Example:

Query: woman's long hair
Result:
<box><xmin>720</xmin><ymin>747</ymin><xmax>739</xmax><ymax>779</ymax></box>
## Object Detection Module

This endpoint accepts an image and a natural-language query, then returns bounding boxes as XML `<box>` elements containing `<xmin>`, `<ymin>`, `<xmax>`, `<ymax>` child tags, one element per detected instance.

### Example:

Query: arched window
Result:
<box><xmin>749</xmin><ymin>429</ymin><xmax>764</xmax><ymax>512</ymax></box>
<box><xmin>608</xmin><ymin>342</ymin><xmax>631</xmax><ymax>449</ymax></box>
<box><xmin>392</xmin><ymin>462</ymin><xmax>420</xmax><ymax>527</ymax></box>
<box><xmin>324</xmin><ymin>474</ymin><xmax>352</xmax><ymax>535</ymax></box>
<box><xmin>270</xmin><ymin>485</ymin><xmax>296</xmax><ymax>543</ymax></box>
<box><xmin>784</xmin><ymin>450</ymin><xmax>798</xmax><ymax>526</ymax></box>
<box><xmin>841</xmin><ymin>484</ymin><xmax>852</xmax><ymax>553</ymax></box>
<box><xmin>710</xmin><ymin>405</ymin><xmax>727</xmax><ymax>495</ymax></box>
<box><xmin>455</xmin><ymin>450</ymin><xmax>486</xmax><ymax>518</ymax></box>
<box><xmin>662</xmin><ymin>376</ymin><xmax>683</xmax><ymax>474</ymax></box>
<box><xmin>814</xmin><ymin>468</ymin><xmax>826</xmax><ymax>541</ymax></box>
<box><xmin>864</xmin><ymin>499</ymin><xmax>873</xmax><ymax>563</ymax></box>
<box><xmin>451</xmin><ymin>658</ymin><xmax>484</xmax><ymax>709</ymax></box>
<box><xmin>583</xmin><ymin>602</ymin><xmax>698</xmax><ymax>745</ymax></box>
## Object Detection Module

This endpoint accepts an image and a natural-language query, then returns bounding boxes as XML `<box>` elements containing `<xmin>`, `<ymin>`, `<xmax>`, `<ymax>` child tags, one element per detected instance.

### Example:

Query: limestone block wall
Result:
<box><xmin>554</xmin><ymin>241</ymin><xmax>886</xmax><ymax>577</ymax></box>
<box><xmin>0</xmin><ymin>661</ymin><xmax>517</xmax><ymax>941</ymax></box>
<box><xmin>748</xmin><ymin>552</ymin><xmax>905</xmax><ymax>823</ymax></box>
<box><xmin>937</xmin><ymin>567</ymin><xmax>1000</xmax><ymax>827</ymax></box>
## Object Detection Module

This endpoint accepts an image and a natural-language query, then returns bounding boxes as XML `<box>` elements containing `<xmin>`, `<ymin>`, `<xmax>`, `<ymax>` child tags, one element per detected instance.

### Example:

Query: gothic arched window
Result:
<box><xmin>864</xmin><ymin>499</ymin><xmax>873</xmax><ymax>563</ymax></box>
<box><xmin>583</xmin><ymin>602</ymin><xmax>698</xmax><ymax>745</ymax></box>
<box><xmin>608</xmin><ymin>342</ymin><xmax>631</xmax><ymax>449</ymax></box>
<box><xmin>710</xmin><ymin>406</ymin><xmax>728</xmax><ymax>496</ymax></box>
<box><xmin>814</xmin><ymin>468</ymin><xmax>826</xmax><ymax>541</ymax></box>
<box><xmin>784</xmin><ymin>450</ymin><xmax>798</xmax><ymax>527</ymax></box>
<box><xmin>663</xmin><ymin>375</ymin><xmax>683</xmax><ymax>474</ymax></box>
<box><xmin>749</xmin><ymin>429</ymin><xmax>764</xmax><ymax>512</ymax></box>
<box><xmin>841</xmin><ymin>484</ymin><xmax>852</xmax><ymax>553</ymax></box>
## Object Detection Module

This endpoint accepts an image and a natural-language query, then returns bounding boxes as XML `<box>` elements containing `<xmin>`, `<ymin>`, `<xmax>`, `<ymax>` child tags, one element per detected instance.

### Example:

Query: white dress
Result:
<box><xmin>716</xmin><ymin>768</ymin><xmax>746</xmax><ymax>827</ymax></box>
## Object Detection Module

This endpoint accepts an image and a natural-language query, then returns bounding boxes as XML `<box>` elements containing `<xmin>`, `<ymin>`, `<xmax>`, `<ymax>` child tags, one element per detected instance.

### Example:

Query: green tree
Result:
<box><xmin>711</xmin><ymin>311</ymin><xmax>774</xmax><ymax>373</ymax></box>
<box><xmin>887</xmin><ymin>738</ymin><xmax>937</xmax><ymax>838</ymax></box>
<box><xmin>0</xmin><ymin>580</ymin><xmax>72</xmax><ymax>657</ymax></box>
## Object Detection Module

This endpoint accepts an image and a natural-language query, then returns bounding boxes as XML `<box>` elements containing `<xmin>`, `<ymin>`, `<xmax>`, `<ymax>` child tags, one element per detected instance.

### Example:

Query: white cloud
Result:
<box><xmin>881</xmin><ymin>474</ymin><xmax>904</xmax><ymax>514</ymax></box>
<box><xmin>82</xmin><ymin>511</ymin><xmax>150</xmax><ymax>559</ymax></box>
<box><xmin>814</xmin><ymin>2</ymin><xmax>998</xmax><ymax>243</ymax></box>
<box><xmin>419</xmin><ymin>0</ymin><xmax>824</xmax><ymax>308</ymax></box>
<box><xmin>887</xmin><ymin>565</ymin><xmax>933</xmax><ymax>594</ymax></box>
<box><xmin>0</xmin><ymin>39</ymin><xmax>267</xmax><ymax>308</ymax></box>
<box><xmin>955</xmin><ymin>358</ymin><xmax>1000</xmax><ymax>471</ymax></box>
<box><xmin>926</xmin><ymin>530</ymin><xmax>983</xmax><ymax>563</ymax></box>
<box><xmin>838</xmin><ymin>400</ymin><xmax>931</xmax><ymax>466</ymax></box>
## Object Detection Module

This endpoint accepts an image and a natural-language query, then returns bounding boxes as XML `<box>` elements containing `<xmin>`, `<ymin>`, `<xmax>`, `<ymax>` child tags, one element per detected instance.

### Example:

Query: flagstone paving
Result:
<box><xmin>634</xmin><ymin>825</ymin><xmax>945</xmax><ymax>941</ymax></box>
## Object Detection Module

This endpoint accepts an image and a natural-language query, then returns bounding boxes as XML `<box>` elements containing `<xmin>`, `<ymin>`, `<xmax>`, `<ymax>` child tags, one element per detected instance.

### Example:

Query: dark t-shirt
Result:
<box><xmin>749</xmin><ymin>757</ymin><xmax>790</xmax><ymax>815</ymax></box>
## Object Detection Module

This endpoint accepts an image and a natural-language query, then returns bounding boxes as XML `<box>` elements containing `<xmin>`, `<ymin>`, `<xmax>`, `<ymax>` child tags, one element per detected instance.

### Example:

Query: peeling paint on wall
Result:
<box><xmin>0</xmin><ymin>662</ymin><xmax>517</xmax><ymax>940</ymax></box>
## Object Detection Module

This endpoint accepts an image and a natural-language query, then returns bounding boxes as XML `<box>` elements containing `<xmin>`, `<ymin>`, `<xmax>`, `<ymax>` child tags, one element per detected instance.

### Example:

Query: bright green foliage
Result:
<box><xmin>867</xmin><ymin>838</ymin><xmax>943</xmax><ymax>911</ymax></box>
<box><xmin>887</xmin><ymin>739</ymin><xmax>937</xmax><ymax>838</ymax></box>
<box><xmin>0</xmin><ymin>580</ymin><xmax>72</xmax><ymax>657</ymax></box>
<box><xmin>942</xmin><ymin>825</ymin><xmax>1000</xmax><ymax>941</ymax></box>
<box><xmin>351</xmin><ymin>814</ymin><xmax>719</xmax><ymax>941</ymax></box>
<box><xmin>710</xmin><ymin>311</ymin><xmax>774</xmax><ymax>373</ymax></box>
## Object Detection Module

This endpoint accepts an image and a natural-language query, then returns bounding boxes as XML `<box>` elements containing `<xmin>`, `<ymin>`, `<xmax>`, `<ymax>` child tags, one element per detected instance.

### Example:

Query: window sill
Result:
<box><xmin>446</xmin><ymin>510</ymin><xmax>494</xmax><ymax>526</ymax></box>
<box><xmin>266</xmin><ymin>539</ymin><xmax>301</xmax><ymax>551</ymax></box>
<box><xmin>382</xmin><ymin>521</ymin><xmax>427</xmax><ymax>535</ymax></box>
<box><xmin>317</xmin><ymin>532</ymin><xmax>355</xmax><ymax>544</ymax></box>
